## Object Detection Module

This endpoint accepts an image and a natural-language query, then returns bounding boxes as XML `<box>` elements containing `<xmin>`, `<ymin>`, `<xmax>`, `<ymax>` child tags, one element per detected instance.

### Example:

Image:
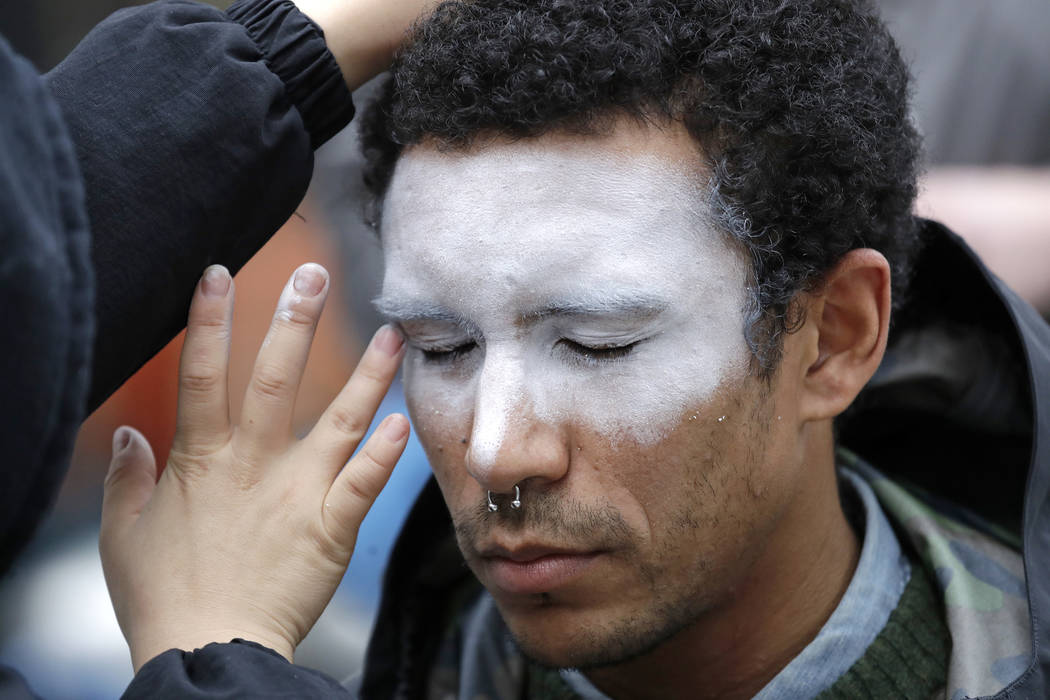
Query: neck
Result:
<box><xmin>584</xmin><ymin>427</ymin><xmax>859</xmax><ymax>700</ymax></box>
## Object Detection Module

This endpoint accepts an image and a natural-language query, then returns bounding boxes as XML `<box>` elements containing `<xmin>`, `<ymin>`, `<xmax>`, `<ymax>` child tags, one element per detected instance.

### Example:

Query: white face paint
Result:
<box><xmin>378</xmin><ymin>135</ymin><xmax>749</xmax><ymax>480</ymax></box>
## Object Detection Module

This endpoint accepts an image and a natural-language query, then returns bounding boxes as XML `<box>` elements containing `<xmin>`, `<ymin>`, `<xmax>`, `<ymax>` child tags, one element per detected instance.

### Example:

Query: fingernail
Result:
<box><xmin>293</xmin><ymin>263</ymin><xmax>327</xmax><ymax>297</ymax></box>
<box><xmin>201</xmin><ymin>265</ymin><xmax>231</xmax><ymax>297</ymax></box>
<box><xmin>374</xmin><ymin>325</ymin><xmax>405</xmax><ymax>357</ymax></box>
<box><xmin>112</xmin><ymin>427</ymin><xmax>132</xmax><ymax>455</ymax></box>
<box><xmin>382</xmin><ymin>415</ymin><xmax>409</xmax><ymax>441</ymax></box>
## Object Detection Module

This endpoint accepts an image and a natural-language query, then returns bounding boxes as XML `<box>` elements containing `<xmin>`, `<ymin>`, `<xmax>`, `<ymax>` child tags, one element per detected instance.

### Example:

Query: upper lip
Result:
<box><xmin>477</xmin><ymin>542</ymin><xmax>598</xmax><ymax>562</ymax></box>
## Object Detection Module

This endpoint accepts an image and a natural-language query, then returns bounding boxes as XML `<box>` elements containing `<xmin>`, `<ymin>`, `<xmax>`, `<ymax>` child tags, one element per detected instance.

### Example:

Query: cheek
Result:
<box><xmin>602</xmin><ymin>386</ymin><xmax>769</xmax><ymax>546</ymax></box>
<box><xmin>404</xmin><ymin>373</ymin><xmax>475</xmax><ymax>496</ymax></box>
<box><xmin>404</xmin><ymin>357</ymin><xmax>474</xmax><ymax>432</ymax></box>
<box><xmin>549</xmin><ymin>342</ymin><xmax>748</xmax><ymax>450</ymax></box>
<box><xmin>565</xmin><ymin>423</ymin><xmax>702</xmax><ymax>551</ymax></box>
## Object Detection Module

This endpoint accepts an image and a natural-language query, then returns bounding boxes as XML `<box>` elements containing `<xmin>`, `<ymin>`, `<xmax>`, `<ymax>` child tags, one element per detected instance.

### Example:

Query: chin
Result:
<box><xmin>502</xmin><ymin>599</ymin><xmax>697</xmax><ymax>671</ymax></box>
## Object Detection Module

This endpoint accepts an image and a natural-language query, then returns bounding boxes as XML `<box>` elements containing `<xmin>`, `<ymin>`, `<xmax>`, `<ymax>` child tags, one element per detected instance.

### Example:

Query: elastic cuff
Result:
<box><xmin>227</xmin><ymin>0</ymin><xmax>354</xmax><ymax>148</ymax></box>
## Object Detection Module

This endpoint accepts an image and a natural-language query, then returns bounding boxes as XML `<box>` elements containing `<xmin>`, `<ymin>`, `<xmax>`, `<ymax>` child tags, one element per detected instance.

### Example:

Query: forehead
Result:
<box><xmin>379</xmin><ymin>126</ymin><xmax>742</xmax><ymax>310</ymax></box>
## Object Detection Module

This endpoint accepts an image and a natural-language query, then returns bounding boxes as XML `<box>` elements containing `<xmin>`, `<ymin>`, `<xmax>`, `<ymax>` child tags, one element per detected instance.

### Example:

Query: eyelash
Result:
<box><xmin>420</xmin><ymin>341</ymin><xmax>478</xmax><ymax>364</ymax></box>
<box><xmin>416</xmin><ymin>339</ymin><xmax>643</xmax><ymax>366</ymax></box>
<box><xmin>557</xmin><ymin>339</ymin><xmax>640</xmax><ymax>366</ymax></box>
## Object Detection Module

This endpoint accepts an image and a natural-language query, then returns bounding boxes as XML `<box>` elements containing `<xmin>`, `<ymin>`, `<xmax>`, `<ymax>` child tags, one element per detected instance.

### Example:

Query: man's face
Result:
<box><xmin>378</xmin><ymin>124</ymin><xmax>801</xmax><ymax>668</ymax></box>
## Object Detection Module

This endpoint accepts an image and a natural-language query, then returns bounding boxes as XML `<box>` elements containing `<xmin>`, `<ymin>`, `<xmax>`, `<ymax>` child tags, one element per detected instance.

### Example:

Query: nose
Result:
<box><xmin>466</xmin><ymin>349</ymin><xmax>569</xmax><ymax>494</ymax></box>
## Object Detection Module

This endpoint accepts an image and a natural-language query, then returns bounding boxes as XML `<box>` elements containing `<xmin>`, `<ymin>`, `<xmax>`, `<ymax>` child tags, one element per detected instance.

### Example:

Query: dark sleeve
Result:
<box><xmin>0</xmin><ymin>34</ymin><xmax>93</xmax><ymax>574</ymax></box>
<box><xmin>44</xmin><ymin>0</ymin><xmax>355</xmax><ymax>412</ymax></box>
<box><xmin>122</xmin><ymin>641</ymin><xmax>352</xmax><ymax>699</ymax></box>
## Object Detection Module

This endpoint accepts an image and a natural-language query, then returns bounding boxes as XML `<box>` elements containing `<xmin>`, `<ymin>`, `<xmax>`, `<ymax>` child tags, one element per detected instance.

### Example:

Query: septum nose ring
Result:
<box><xmin>487</xmin><ymin>484</ymin><xmax>522</xmax><ymax>512</ymax></box>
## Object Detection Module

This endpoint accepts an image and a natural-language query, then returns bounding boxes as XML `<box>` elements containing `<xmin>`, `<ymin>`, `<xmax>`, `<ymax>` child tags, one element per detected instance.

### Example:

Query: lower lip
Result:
<box><xmin>486</xmin><ymin>553</ymin><xmax>602</xmax><ymax>595</ymax></box>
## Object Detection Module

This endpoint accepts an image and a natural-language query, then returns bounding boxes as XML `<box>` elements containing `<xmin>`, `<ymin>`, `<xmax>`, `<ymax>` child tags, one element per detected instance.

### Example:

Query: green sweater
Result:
<box><xmin>817</xmin><ymin>563</ymin><xmax>950</xmax><ymax>699</ymax></box>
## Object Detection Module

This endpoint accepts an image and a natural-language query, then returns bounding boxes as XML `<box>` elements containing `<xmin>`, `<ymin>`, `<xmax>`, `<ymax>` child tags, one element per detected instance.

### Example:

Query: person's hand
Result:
<box><xmin>99</xmin><ymin>263</ymin><xmax>408</xmax><ymax>671</ymax></box>
<box><xmin>293</xmin><ymin>0</ymin><xmax>440</xmax><ymax>91</ymax></box>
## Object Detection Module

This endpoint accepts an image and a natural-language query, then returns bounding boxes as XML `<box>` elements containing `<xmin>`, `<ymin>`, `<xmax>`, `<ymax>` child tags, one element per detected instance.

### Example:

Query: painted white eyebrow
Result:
<box><xmin>374</xmin><ymin>293</ymin><xmax>667</xmax><ymax>329</ymax></box>
<box><xmin>520</xmin><ymin>294</ymin><xmax>669</xmax><ymax>322</ymax></box>
<box><xmin>373</xmin><ymin>296</ymin><xmax>473</xmax><ymax>326</ymax></box>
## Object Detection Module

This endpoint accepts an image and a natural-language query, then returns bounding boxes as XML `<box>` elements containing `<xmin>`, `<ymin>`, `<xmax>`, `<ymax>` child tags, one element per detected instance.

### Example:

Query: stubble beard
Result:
<box><xmin>456</xmin><ymin>376</ymin><xmax>776</xmax><ymax>673</ymax></box>
<box><xmin>514</xmin><ymin>579</ymin><xmax>717</xmax><ymax>672</ymax></box>
<box><xmin>452</xmin><ymin>459</ymin><xmax>732</xmax><ymax>673</ymax></box>
<box><xmin>502</xmin><ymin>496</ymin><xmax>723</xmax><ymax>672</ymax></box>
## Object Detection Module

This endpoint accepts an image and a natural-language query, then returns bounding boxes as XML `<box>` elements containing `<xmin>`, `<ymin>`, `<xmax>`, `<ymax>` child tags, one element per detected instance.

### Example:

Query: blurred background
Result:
<box><xmin>0</xmin><ymin>0</ymin><xmax>1048</xmax><ymax>697</ymax></box>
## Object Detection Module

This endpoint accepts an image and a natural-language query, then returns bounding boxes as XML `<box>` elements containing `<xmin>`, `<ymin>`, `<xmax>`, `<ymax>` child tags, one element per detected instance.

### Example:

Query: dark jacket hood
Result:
<box><xmin>840</xmin><ymin>219</ymin><xmax>1050</xmax><ymax>699</ymax></box>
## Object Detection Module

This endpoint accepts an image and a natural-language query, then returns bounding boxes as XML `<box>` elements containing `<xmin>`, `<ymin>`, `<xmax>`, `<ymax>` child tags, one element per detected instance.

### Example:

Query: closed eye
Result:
<box><xmin>557</xmin><ymin>338</ymin><xmax>641</xmax><ymax>365</ymax></box>
<box><xmin>419</xmin><ymin>341</ymin><xmax>478</xmax><ymax>364</ymax></box>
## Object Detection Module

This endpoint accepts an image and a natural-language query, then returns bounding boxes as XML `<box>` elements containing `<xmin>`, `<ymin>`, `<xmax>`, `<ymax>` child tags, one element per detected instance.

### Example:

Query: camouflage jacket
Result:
<box><xmin>360</xmin><ymin>222</ymin><xmax>1050</xmax><ymax>699</ymax></box>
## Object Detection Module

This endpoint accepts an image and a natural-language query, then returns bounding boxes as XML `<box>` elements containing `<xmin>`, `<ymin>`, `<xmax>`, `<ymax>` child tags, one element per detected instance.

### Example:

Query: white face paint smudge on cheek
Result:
<box><xmin>379</xmin><ymin>137</ymin><xmax>750</xmax><ymax>468</ymax></box>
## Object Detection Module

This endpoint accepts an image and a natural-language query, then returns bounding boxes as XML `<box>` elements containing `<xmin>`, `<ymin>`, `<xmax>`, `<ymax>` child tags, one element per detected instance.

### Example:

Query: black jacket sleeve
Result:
<box><xmin>0</xmin><ymin>33</ymin><xmax>94</xmax><ymax>583</ymax></box>
<box><xmin>123</xmin><ymin>641</ymin><xmax>351</xmax><ymax>698</ymax></box>
<box><xmin>45</xmin><ymin>0</ymin><xmax>355</xmax><ymax>412</ymax></box>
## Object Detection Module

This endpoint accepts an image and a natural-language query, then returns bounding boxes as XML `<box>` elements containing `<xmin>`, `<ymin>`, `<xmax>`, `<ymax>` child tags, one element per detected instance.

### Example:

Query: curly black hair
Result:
<box><xmin>359</xmin><ymin>0</ymin><xmax>922</xmax><ymax>372</ymax></box>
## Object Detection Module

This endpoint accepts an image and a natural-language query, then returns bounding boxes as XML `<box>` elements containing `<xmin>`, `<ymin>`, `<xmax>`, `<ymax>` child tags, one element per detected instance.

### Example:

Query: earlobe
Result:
<box><xmin>800</xmin><ymin>249</ymin><xmax>891</xmax><ymax>420</ymax></box>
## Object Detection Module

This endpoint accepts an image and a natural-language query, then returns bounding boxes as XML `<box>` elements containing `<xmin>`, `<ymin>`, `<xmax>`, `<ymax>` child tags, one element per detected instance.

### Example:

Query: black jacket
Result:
<box><xmin>0</xmin><ymin>0</ymin><xmax>356</xmax><ymax>696</ymax></box>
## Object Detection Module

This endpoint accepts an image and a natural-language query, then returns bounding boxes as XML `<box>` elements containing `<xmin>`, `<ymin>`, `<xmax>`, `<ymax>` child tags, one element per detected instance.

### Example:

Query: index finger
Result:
<box><xmin>304</xmin><ymin>325</ymin><xmax>405</xmax><ymax>476</ymax></box>
<box><xmin>173</xmin><ymin>265</ymin><xmax>234</xmax><ymax>455</ymax></box>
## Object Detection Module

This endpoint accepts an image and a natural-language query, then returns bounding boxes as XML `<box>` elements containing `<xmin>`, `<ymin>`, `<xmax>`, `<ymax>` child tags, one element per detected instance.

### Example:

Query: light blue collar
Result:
<box><xmin>749</xmin><ymin>467</ymin><xmax>911</xmax><ymax>698</ymax></box>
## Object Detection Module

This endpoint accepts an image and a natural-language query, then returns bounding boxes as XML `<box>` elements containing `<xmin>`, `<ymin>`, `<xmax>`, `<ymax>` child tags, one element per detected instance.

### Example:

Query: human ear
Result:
<box><xmin>798</xmin><ymin>248</ymin><xmax>891</xmax><ymax>421</ymax></box>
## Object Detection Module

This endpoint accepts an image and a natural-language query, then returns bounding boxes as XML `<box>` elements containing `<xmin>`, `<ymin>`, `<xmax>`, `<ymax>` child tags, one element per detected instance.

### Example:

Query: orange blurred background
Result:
<box><xmin>57</xmin><ymin>203</ymin><xmax>363</xmax><ymax>514</ymax></box>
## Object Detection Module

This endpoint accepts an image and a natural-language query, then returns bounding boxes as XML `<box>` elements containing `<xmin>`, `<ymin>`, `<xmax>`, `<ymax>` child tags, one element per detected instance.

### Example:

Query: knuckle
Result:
<box><xmin>251</xmin><ymin>366</ymin><xmax>290</xmax><ymax>402</ymax></box>
<box><xmin>230</xmin><ymin>466</ymin><xmax>262</xmax><ymax>493</ymax></box>
<box><xmin>222</xmin><ymin>446</ymin><xmax>263</xmax><ymax>492</ymax></box>
<box><xmin>190</xmin><ymin>311</ymin><xmax>229</xmax><ymax>333</ymax></box>
<box><xmin>342</xmin><ymin>472</ymin><xmax>376</xmax><ymax>505</ymax></box>
<box><xmin>326</xmin><ymin>406</ymin><xmax>367</xmax><ymax>441</ymax></box>
<box><xmin>179</xmin><ymin>366</ymin><xmax>223</xmax><ymax>395</ymax></box>
<box><xmin>275</xmin><ymin>306</ymin><xmax>317</xmax><ymax>332</ymax></box>
<box><xmin>170</xmin><ymin>430</ymin><xmax>226</xmax><ymax>460</ymax></box>
<box><xmin>347</xmin><ymin>451</ymin><xmax>388</xmax><ymax>499</ymax></box>
<box><xmin>315</xmin><ymin>519</ymin><xmax>353</xmax><ymax>565</ymax></box>
<box><xmin>167</xmin><ymin>447</ymin><xmax>214</xmax><ymax>478</ymax></box>
<box><xmin>102</xmin><ymin>463</ymin><xmax>126</xmax><ymax>491</ymax></box>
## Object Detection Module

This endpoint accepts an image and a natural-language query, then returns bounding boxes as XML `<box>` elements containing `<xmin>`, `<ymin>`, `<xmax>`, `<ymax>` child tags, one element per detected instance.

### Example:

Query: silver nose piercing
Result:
<box><xmin>487</xmin><ymin>484</ymin><xmax>522</xmax><ymax>512</ymax></box>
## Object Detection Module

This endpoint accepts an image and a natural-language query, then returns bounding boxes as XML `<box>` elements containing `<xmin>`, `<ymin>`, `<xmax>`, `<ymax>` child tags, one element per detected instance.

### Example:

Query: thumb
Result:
<box><xmin>101</xmin><ymin>426</ymin><xmax>158</xmax><ymax>536</ymax></box>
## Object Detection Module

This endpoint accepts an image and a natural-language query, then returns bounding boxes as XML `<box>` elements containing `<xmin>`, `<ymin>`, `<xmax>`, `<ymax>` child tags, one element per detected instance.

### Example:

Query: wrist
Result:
<box><xmin>130</xmin><ymin>626</ymin><xmax>296</xmax><ymax>673</ymax></box>
<box><xmin>292</xmin><ymin>0</ymin><xmax>436</xmax><ymax>91</ymax></box>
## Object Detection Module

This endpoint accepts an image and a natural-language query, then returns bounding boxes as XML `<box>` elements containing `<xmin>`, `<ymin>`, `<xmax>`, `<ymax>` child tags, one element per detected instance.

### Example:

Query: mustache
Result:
<box><xmin>453</xmin><ymin>488</ymin><xmax>635</xmax><ymax>554</ymax></box>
